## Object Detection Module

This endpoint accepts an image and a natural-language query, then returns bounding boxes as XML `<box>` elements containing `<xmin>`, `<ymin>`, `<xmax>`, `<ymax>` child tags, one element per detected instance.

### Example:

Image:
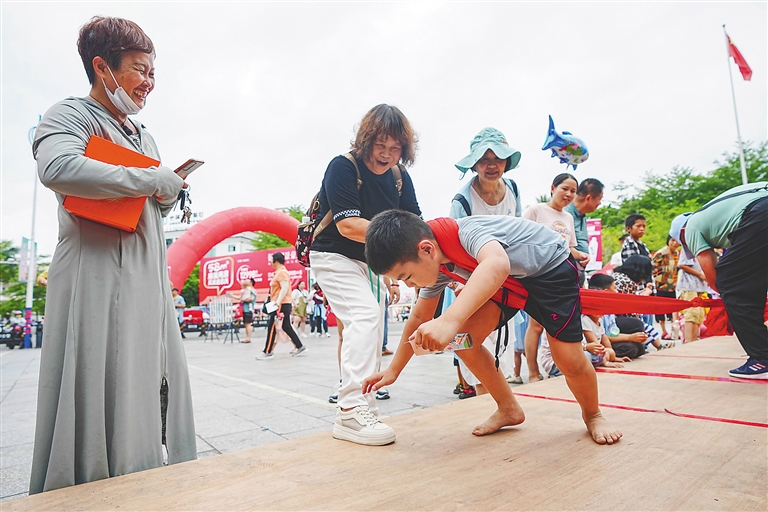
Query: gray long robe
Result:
<box><xmin>29</xmin><ymin>97</ymin><xmax>197</xmax><ymax>494</ymax></box>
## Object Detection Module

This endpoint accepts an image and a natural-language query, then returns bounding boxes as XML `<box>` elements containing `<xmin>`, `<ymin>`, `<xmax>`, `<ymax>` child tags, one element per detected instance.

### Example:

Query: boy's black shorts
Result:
<box><xmin>243</xmin><ymin>312</ymin><xmax>253</xmax><ymax>324</ymax></box>
<box><xmin>492</xmin><ymin>255</ymin><xmax>583</xmax><ymax>343</ymax></box>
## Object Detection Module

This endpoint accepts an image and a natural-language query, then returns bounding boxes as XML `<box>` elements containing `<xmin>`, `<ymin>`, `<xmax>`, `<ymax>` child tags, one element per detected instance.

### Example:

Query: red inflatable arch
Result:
<box><xmin>167</xmin><ymin>207</ymin><xmax>299</xmax><ymax>290</ymax></box>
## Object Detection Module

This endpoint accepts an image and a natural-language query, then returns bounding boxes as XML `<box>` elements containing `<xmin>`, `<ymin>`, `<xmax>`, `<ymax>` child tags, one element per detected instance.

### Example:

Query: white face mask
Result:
<box><xmin>102</xmin><ymin>66</ymin><xmax>142</xmax><ymax>115</ymax></box>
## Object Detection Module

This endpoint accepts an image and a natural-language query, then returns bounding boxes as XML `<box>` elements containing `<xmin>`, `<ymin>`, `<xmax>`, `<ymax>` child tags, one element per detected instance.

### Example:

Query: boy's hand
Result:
<box><xmin>585</xmin><ymin>342</ymin><xmax>605</xmax><ymax>355</ymax></box>
<box><xmin>629</xmin><ymin>332</ymin><xmax>647</xmax><ymax>343</ymax></box>
<box><xmin>409</xmin><ymin>318</ymin><xmax>459</xmax><ymax>352</ymax></box>
<box><xmin>363</xmin><ymin>368</ymin><xmax>398</xmax><ymax>394</ymax></box>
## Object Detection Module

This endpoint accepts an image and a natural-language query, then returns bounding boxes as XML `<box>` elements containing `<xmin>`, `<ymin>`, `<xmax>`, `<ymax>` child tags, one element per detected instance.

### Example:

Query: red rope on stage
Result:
<box><xmin>662</xmin><ymin>409</ymin><xmax>768</xmax><ymax>429</ymax></box>
<box><xmin>513</xmin><ymin>392</ymin><xmax>658</xmax><ymax>414</ymax></box>
<box><xmin>513</xmin><ymin>392</ymin><xmax>768</xmax><ymax>429</ymax></box>
<box><xmin>594</xmin><ymin>367</ymin><xmax>768</xmax><ymax>384</ymax></box>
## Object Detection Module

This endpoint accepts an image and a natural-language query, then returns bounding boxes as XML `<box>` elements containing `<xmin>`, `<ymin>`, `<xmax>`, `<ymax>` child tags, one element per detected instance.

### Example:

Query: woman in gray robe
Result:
<box><xmin>29</xmin><ymin>16</ymin><xmax>196</xmax><ymax>494</ymax></box>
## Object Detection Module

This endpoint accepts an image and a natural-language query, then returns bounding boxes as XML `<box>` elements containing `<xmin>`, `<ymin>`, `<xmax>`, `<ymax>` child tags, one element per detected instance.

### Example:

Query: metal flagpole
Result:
<box><xmin>23</xmin><ymin>116</ymin><xmax>41</xmax><ymax>348</ymax></box>
<box><xmin>723</xmin><ymin>24</ymin><xmax>749</xmax><ymax>185</ymax></box>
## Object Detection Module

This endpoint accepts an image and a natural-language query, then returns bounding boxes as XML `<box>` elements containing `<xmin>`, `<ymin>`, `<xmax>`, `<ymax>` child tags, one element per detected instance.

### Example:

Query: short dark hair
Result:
<box><xmin>613</xmin><ymin>254</ymin><xmax>653</xmax><ymax>283</ymax></box>
<box><xmin>666</xmin><ymin>234</ymin><xmax>674</xmax><ymax>244</ymax></box>
<box><xmin>172</xmin><ymin>287</ymin><xmax>179</xmax><ymax>292</ymax></box>
<box><xmin>624</xmin><ymin>214</ymin><xmax>646</xmax><ymax>229</ymax></box>
<box><xmin>588</xmin><ymin>273</ymin><xmax>614</xmax><ymax>291</ymax></box>
<box><xmin>365</xmin><ymin>210</ymin><xmax>432</xmax><ymax>275</ymax></box>
<box><xmin>272</xmin><ymin>252</ymin><xmax>285</xmax><ymax>265</ymax></box>
<box><xmin>77</xmin><ymin>16</ymin><xmax>155</xmax><ymax>84</ymax></box>
<box><xmin>576</xmin><ymin>178</ymin><xmax>604</xmax><ymax>197</ymax></box>
<box><xmin>351</xmin><ymin>104</ymin><xmax>418</xmax><ymax>167</ymax></box>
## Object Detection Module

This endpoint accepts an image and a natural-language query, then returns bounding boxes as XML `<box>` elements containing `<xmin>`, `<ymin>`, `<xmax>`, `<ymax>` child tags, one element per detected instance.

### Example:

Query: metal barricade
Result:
<box><xmin>206</xmin><ymin>295</ymin><xmax>239</xmax><ymax>344</ymax></box>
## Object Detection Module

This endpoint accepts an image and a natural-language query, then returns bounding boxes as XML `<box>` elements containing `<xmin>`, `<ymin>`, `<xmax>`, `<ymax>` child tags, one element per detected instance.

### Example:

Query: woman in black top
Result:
<box><xmin>310</xmin><ymin>104</ymin><xmax>421</xmax><ymax>446</ymax></box>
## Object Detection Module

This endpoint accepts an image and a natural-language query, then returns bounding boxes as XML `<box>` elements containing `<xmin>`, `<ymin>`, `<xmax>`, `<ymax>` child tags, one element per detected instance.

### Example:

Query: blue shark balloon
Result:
<box><xmin>542</xmin><ymin>115</ymin><xmax>589</xmax><ymax>170</ymax></box>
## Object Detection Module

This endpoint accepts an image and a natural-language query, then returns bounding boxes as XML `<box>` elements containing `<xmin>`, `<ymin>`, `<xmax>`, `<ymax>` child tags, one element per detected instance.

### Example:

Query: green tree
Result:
<box><xmin>250</xmin><ymin>205</ymin><xmax>305</xmax><ymax>251</ymax></box>
<box><xmin>0</xmin><ymin>240</ymin><xmax>47</xmax><ymax>317</ymax></box>
<box><xmin>181</xmin><ymin>264</ymin><xmax>200</xmax><ymax>307</ymax></box>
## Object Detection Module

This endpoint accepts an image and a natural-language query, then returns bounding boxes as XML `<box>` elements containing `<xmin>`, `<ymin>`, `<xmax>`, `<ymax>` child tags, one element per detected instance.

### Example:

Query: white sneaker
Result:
<box><xmin>332</xmin><ymin>405</ymin><xmax>395</xmax><ymax>446</ymax></box>
<box><xmin>326</xmin><ymin>333</ymin><xmax>331</xmax><ymax>338</ymax></box>
<box><xmin>255</xmin><ymin>352</ymin><xmax>274</xmax><ymax>360</ymax></box>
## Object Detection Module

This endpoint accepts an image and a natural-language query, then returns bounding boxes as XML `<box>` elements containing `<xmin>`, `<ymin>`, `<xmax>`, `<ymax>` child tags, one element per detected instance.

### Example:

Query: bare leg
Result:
<box><xmin>549</xmin><ymin>335</ymin><xmax>622</xmax><ymax>445</ymax></box>
<box><xmin>658</xmin><ymin>320</ymin><xmax>667</xmax><ymax>336</ymax></box>
<box><xmin>513</xmin><ymin>351</ymin><xmax>522</xmax><ymax>378</ymax></box>
<box><xmin>457</xmin><ymin>366</ymin><xmax>468</xmax><ymax>388</ymax></box>
<box><xmin>684</xmin><ymin>322</ymin><xmax>700</xmax><ymax>343</ymax></box>
<box><xmin>455</xmin><ymin>301</ymin><xmax>525</xmax><ymax>436</ymax></box>
<box><xmin>244</xmin><ymin>322</ymin><xmax>252</xmax><ymax>342</ymax></box>
<box><xmin>524</xmin><ymin>319</ymin><xmax>544</xmax><ymax>381</ymax></box>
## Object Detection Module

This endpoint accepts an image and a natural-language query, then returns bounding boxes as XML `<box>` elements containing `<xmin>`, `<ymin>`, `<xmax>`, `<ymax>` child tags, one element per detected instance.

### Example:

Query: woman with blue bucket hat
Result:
<box><xmin>446</xmin><ymin>127</ymin><xmax>529</xmax><ymax>396</ymax></box>
<box><xmin>450</xmin><ymin>127</ymin><xmax>522</xmax><ymax>218</ymax></box>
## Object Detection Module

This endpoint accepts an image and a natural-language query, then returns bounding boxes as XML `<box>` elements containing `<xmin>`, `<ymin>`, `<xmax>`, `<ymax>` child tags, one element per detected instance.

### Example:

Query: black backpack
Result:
<box><xmin>296</xmin><ymin>153</ymin><xmax>403</xmax><ymax>267</ymax></box>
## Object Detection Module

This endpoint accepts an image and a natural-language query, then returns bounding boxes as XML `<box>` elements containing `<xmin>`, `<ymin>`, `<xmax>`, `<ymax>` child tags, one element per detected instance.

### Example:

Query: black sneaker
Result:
<box><xmin>375</xmin><ymin>389</ymin><xmax>390</xmax><ymax>400</ymax></box>
<box><xmin>729</xmin><ymin>358</ymin><xmax>768</xmax><ymax>380</ymax></box>
<box><xmin>458</xmin><ymin>386</ymin><xmax>476</xmax><ymax>399</ymax></box>
<box><xmin>453</xmin><ymin>383</ymin><xmax>462</xmax><ymax>395</ymax></box>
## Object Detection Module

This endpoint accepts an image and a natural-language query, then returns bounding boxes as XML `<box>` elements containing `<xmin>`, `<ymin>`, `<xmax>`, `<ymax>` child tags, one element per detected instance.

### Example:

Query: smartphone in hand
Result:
<box><xmin>174</xmin><ymin>159</ymin><xmax>204</xmax><ymax>179</ymax></box>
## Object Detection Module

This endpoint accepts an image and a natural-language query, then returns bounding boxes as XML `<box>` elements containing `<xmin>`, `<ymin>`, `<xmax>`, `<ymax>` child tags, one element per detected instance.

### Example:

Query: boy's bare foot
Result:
<box><xmin>583</xmin><ymin>412</ymin><xmax>622</xmax><ymax>445</ymax></box>
<box><xmin>472</xmin><ymin>407</ymin><xmax>525</xmax><ymax>436</ymax></box>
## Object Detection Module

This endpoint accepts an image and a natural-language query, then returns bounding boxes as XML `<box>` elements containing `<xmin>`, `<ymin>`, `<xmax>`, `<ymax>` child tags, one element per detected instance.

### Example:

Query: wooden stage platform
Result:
<box><xmin>9</xmin><ymin>336</ymin><xmax>767</xmax><ymax>511</ymax></box>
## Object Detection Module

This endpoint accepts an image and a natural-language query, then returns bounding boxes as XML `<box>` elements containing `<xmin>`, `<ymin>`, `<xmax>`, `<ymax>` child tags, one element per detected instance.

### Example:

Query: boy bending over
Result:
<box><xmin>362</xmin><ymin>211</ymin><xmax>622</xmax><ymax>445</ymax></box>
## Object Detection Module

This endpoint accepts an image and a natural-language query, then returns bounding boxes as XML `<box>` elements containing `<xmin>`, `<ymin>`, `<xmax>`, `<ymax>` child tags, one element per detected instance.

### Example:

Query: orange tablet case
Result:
<box><xmin>62</xmin><ymin>136</ymin><xmax>160</xmax><ymax>232</ymax></box>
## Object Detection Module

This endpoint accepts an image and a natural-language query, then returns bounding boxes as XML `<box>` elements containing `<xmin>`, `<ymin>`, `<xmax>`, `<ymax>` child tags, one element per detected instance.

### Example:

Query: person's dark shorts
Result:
<box><xmin>243</xmin><ymin>312</ymin><xmax>253</xmax><ymax>324</ymax></box>
<box><xmin>654</xmin><ymin>290</ymin><xmax>676</xmax><ymax>321</ymax></box>
<box><xmin>518</xmin><ymin>255</ymin><xmax>583</xmax><ymax>342</ymax></box>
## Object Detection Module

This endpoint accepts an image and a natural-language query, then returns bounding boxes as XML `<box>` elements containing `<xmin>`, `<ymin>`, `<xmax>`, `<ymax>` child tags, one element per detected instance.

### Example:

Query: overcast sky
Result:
<box><xmin>2</xmin><ymin>1</ymin><xmax>766</xmax><ymax>257</ymax></box>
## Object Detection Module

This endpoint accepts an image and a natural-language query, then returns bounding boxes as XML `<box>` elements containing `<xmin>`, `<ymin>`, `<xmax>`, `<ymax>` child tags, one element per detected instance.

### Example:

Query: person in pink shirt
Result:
<box><xmin>521</xmin><ymin>173</ymin><xmax>588</xmax><ymax>381</ymax></box>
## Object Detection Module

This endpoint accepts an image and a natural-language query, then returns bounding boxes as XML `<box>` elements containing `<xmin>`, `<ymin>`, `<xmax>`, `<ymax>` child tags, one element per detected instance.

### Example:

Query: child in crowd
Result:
<box><xmin>507</xmin><ymin>317</ymin><xmax>530</xmax><ymax>384</ymax></box>
<box><xmin>611</xmin><ymin>255</ymin><xmax>666</xmax><ymax>351</ymax></box>
<box><xmin>676</xmin><ymin>251</ymin><xmax>708</xmax><ymax>343</ymax></box>
<box><xmin>538</xmin><ymin>335</ymin><xmax>561</xmax><ymax>378</ymax></box>
<box><xmin>652</xmin><ymin>235</ymin><xmax>680</xmax><ymax>340</ymax></box>
<box><xmin>621</xmin><ymin>214</ymin><xmax>650</xmax><ymax>263</ymax></box>
<box><xmin>363</xmin><ymin>210</ymin><xmax>622</xmax><ymax>445</ymax></box>
<box><xmin>581</xmin><ymin>307</ymin><xmax>629</xmax><ymax>369</ymax></box>
<box><xmin>588</xmin><ymin>273</ymin><xmax>650</xmax><ymax>360</ymax></box>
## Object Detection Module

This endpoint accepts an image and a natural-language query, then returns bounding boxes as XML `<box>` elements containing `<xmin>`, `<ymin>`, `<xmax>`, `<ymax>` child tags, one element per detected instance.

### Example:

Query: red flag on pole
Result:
<box><xmin>727</xmin><ymin>34</ymin><xmax>752</xmax><ymax>81</ymax></box>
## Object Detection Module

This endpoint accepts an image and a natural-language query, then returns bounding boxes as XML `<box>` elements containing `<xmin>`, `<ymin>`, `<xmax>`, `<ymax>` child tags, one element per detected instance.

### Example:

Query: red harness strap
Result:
<box><xmin>426</xmin><ymin>217</ymin><xmax>723</xmax><ymax>316</ymax></box>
